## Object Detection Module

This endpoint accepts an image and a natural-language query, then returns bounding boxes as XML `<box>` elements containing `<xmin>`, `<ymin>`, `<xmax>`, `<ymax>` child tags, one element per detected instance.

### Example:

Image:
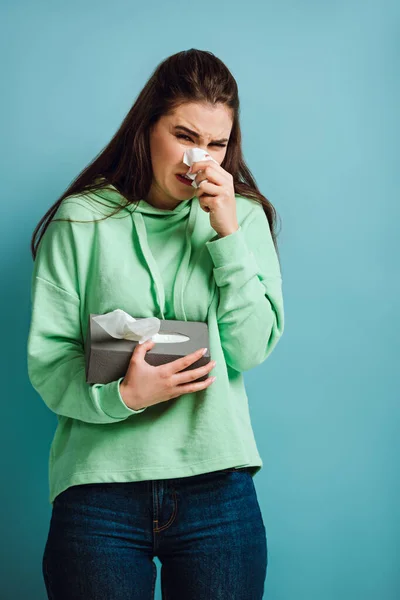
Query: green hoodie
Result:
<box><xmin>27</xmin><ymin>181</ymin><xmax>284</xmax><ymax>505</ymax></box>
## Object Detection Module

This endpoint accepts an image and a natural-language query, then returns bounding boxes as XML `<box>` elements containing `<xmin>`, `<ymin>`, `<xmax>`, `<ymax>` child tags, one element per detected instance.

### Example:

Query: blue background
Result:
<box><xmin>1</xmin><ymin>0</ymin><xmax>398</xmax><ymax>598</ymax></box>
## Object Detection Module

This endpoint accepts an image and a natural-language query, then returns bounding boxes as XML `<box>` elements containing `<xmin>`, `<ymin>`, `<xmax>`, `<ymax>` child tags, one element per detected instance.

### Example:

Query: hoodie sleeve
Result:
<box><xmin>205</xmin><ymin>199</ymin><xmax>284</xmax><ymax>372</ymax></box>
<box><xmin>27</xmin><ymin>202</ymin><xmax>146</xmax><ymax>423</ymax></box>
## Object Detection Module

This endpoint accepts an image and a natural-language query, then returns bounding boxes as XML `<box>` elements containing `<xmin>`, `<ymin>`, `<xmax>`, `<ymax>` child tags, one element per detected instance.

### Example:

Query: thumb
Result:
<box><xmin>133</xmin><ymin>338</ymin><xmax>155</xmax><ymax>359</ymax></box>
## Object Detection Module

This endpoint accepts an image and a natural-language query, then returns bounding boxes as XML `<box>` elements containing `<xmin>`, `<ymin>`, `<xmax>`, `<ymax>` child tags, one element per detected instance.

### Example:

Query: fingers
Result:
<box><xmin>131</xmin><ymin>339</ymin><xmax>155</xmax><ymax>361</ymax></box>
<box><xmin>172</xmin><ymin>358</ymin><xmax>216</xmax><ymax>386</ymax></box>
<box><xmin>161</xmin><ymin>347</ymin><xmax>208</xmax><ymax>376</ymax></box>
<box><xmin>170</xmin><ymin>373</ymin><xmax>216</xmax><ymax>398</ymax></box>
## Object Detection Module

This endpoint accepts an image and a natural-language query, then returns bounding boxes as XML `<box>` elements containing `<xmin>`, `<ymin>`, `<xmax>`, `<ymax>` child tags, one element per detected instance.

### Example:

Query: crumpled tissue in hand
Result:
<box><xmin>183</xmin><ymin>147</ymin><xmax>219</xmax><ymax>189</ymax></box>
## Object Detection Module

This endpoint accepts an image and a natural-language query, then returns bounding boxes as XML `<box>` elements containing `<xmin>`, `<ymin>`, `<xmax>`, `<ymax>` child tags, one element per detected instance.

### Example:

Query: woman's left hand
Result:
<box><xmin>189</xmin><ymin>160</ymin><xmax>239</xmax><ymax>238</ymax></box>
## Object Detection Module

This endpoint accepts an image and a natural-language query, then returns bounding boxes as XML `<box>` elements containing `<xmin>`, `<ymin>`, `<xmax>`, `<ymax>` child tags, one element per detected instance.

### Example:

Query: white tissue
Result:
<box><xmin>92</xmin><ymin>309</ymin><xmax>190</xmax><ymax>344</ymax></box>
<box><xmin>183</xmin><ymin>147</ymin><xmax>219</xmax><ymax>189</ymax></box>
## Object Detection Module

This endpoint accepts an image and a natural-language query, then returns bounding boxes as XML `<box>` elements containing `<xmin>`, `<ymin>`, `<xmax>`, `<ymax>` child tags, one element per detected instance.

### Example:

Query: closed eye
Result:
<box><xmin>176</xmin><ymin>134</ymin><xmax>226</xmax><ymax>148</ymax></box>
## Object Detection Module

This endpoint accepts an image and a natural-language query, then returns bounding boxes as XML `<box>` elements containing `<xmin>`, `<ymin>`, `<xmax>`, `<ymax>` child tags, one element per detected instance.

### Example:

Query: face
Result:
<box><xmin>146</xmin><ymin>102</ymin><xmax>233</xmax><ymax>210</ymax></box>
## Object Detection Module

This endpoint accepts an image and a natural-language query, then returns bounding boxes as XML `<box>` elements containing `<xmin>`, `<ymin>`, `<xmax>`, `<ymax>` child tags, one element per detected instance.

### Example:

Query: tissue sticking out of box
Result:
<box><xmin>93</xmin><ymin>310</ymin><xmax>159</xmax><ymax>343</ymax></box>
<box><xmin>92</xmin><ymin>309</ymin><xmax>190</xmax><ymax>344</ymax></box>
<box><xmin>183</xmin><ymin>147</ymin><xmax>219</xmax><ymax>189</ymax></box>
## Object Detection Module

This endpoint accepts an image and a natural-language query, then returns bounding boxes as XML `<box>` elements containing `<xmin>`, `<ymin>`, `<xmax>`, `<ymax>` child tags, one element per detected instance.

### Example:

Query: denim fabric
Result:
<box><xmin>42</xmin><ymin>468</ymin><xmax>267</xmax><ymax>599</ymax></box>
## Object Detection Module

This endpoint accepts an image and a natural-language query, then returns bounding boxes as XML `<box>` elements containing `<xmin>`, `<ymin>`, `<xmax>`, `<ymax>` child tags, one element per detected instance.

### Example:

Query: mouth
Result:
<box><xmin>176</xmin><ymin>173</ymin><xmax>193</xmax><ymax>186</ymax></box>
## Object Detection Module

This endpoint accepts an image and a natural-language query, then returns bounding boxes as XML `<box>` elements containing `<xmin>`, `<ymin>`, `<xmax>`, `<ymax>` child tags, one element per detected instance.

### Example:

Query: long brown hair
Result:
<box><xmin>31</xmin><ymin>48</ymin><xmax>282</xmax><ymax>262</ymax></box>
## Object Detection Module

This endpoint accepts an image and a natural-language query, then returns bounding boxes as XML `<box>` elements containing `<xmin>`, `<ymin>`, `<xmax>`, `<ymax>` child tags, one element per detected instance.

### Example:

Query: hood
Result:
<box><xmin>93</xmin><ymin>179</ymin><xmax>202</xmax><ymax>322</ymax></box>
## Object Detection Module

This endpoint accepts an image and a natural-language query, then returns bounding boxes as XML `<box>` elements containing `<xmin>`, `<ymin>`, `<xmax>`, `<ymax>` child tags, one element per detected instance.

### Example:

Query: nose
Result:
<box><xmin>197</xmin><ymin>144</ymin><xmax>210</xmax><ymax>154</ymax></box>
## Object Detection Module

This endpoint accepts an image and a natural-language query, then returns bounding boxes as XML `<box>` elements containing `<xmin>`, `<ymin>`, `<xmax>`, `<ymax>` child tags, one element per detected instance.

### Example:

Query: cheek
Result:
<box><xmin>152</xmin><ymin>139</ymin><xmax>184</xmax><ymax>174</ymax></box>
<box><xmin>150</xmin><ymin>139</ymin><xmax>165</xmax><ymax>164</ymax></box>
<box><xmin>150</xmin><ymin>132</ymin><xmax>170</xmax><ymax>169</ymax></box>
<box><xmin>164</xmin><ymin>142</ymin><xmax>187</xmax><ymax>175</ymax></box>
<box><xmin>220</xmin><ymin>148</ymin><xmax>228</xmax><ymax>163</ymax></box>
<box><xmin>170</xmin><ymin>140</ymin><xmax>186</xmax><ymax>164</ymax></box>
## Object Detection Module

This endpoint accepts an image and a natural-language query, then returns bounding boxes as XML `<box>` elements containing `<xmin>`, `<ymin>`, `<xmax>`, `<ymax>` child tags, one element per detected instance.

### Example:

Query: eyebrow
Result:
<box><xmin>174</xmin><ymin>125</ymin><xmax>229</xmax><ymax>144</ymax></box>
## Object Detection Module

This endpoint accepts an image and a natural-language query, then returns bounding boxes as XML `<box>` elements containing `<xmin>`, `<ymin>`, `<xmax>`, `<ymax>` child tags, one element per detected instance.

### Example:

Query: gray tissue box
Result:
<box><xmin>85</xmin><ymin>313</ymin><xmax>210</xmax><ymax>384</ymax></box>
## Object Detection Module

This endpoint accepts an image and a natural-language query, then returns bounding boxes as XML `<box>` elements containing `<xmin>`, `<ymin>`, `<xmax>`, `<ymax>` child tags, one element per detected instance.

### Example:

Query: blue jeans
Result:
<box><xmin>42</xmin><ymin>467</ymin><xmax>267</xmax><ymax>599</ymax></box>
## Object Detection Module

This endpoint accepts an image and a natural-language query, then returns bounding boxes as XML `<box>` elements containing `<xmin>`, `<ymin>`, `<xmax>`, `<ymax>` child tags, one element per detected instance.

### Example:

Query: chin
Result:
<box><xmin>174</xmin><ymin>185</ymin><xmax>193</xmax><ymax>198</ymax></box>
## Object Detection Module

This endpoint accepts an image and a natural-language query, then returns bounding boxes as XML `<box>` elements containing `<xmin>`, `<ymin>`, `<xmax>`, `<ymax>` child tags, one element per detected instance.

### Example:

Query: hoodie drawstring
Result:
<box><xmin>131</xmin><ymin>198</ymin><xmax>199</xmax><ymax>322</ymax></box>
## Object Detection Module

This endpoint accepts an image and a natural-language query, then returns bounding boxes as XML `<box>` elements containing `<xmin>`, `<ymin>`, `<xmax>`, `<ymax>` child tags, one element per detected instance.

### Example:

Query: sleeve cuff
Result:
<box><xmin>99</xmin><ymin>377</ymin><xmax>147</xmax><ymax>419</ymax></box>
<box><xmin>206</xmin><ymin>226</ymin><xmax>250</xmax><ymax>268</ymax></box>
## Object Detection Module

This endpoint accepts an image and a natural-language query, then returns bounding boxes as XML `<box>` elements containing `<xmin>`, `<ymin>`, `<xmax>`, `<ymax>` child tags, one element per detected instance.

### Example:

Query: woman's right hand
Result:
<box><xmin>119</xmin><ymin>340</ymin><xmax>216</xmax><ymax>411</ymax></box>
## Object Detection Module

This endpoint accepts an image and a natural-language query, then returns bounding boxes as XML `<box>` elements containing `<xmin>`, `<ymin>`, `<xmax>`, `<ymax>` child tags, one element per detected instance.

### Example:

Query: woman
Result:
<box><xmin>28</xmin><ymin>48</ymin><xmax>284</xmax><ymax>600</ymax></box>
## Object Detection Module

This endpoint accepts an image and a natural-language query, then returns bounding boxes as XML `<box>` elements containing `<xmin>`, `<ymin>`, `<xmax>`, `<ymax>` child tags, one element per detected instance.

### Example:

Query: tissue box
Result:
<box><xmin>85</xmin><ymin>313</ymin><xmax>210</xmax><ymax>384</ymax></box>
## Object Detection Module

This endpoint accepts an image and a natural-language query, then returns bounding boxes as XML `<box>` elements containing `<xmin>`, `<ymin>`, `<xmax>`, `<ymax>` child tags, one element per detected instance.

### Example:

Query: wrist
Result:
<box><xmin>119</xmin><ymin>380</ymin><xmax>146</xmax><ymax>411</ymax></box>
<box><xmin>216</xmin><ymin>225</ymin><xmax>239</xmax><ymax>238</ymax></box>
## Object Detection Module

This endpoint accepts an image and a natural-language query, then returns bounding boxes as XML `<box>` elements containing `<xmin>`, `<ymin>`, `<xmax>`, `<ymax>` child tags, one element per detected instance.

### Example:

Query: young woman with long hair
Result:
<box><xmin>28</xmin><ymin>48</ymin><xmax>284</xmax><ymax>599</ymax></box>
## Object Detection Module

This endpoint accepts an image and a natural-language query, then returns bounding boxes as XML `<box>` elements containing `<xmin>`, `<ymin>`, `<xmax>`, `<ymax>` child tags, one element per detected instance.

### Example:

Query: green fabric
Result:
<box><xmin>27</xmin><ymin>180</ymin><xmax>284</xmax><ymax>505</ymax></box>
